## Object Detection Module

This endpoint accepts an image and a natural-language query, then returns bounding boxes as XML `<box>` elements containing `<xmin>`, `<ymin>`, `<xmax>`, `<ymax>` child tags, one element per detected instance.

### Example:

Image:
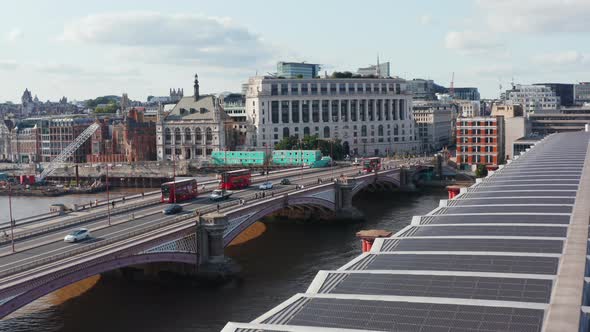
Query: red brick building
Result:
<box><xmin>456</xmin><ymin>116</ymin><xmax>505</xmax><ymax>170</ymax></box>
<box><xmin>87</xmin><ymin>109</ymin><xmax>157</xmax><ymax>163</ymax></box>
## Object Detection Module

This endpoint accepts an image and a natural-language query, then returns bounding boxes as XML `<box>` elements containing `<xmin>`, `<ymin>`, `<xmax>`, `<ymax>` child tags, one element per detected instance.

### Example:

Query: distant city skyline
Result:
<box><xmin>1</xmin><ymin>0</ymin><xmax>590</xmax><ymax>102</ymax></box>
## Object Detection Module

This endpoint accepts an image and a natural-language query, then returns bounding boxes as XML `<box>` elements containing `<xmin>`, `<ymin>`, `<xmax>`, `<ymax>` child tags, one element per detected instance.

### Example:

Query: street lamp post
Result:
<box><xmin>106</xmin><ymin>164</ymin><xmax>111</xmax><ymax>226</ymax></box>
<box><xmin>8</xmin><ymin>182</ymin><xmax>15</xmax><ymax>253</ymax></box>
<box><xmin>265</xmin><ymin>144</ymin><xmax>269</xmax><ymax>182</ymax></box>
<box><xmin>300</xmin><ymin>139</ymin><xmax>303</xmax><ymax>180</ymax></box>
<box><xmin>330</xmin><ymin>139</ymin><xmax>334</xmax><ymax>180</ymax></box>
<box><xmin>172</xmin><ymin>151</ymin><xmax>177</xmax><ymax>204</ymax></box>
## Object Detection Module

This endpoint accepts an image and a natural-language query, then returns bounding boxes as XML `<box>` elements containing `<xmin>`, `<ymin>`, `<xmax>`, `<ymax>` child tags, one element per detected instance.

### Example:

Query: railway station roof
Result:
<box><xmin>223</xmin><ymin>131</ymin><xmax>590</xmax><ymax>332</ymax></box>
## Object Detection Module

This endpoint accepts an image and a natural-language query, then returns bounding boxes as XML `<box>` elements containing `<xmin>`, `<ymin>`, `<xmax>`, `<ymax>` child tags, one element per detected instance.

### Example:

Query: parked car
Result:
<box><xmin>162</xmin><ymin>204</ymin><xmax>183</xmax><ymax>215</ymax></box>
<box><xmin>280</xmin><ymin>178</ymin><xmax>291</xmax><ymax>185</ymax></box>
<box><xmin>209</xmin><ymin>189</ymin><xmax>233</xmax><ymax>201</ymax></box>
<box><xmin>259</xmin><ymin>181</ymin><xmax>273</xmax><ymax>190</ymax></box>
<box><xmin>64</xmin><ymin>228</ymin><xmax>91</xmax><ymax>243</ymax></box>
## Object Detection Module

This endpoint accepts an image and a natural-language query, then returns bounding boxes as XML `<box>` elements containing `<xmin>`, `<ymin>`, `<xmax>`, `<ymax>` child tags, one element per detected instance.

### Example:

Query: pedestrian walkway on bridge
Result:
<box><xmin>223</xmin><ymin>131</ymin><xmax>590</xmax><ymax>332</ymax></box>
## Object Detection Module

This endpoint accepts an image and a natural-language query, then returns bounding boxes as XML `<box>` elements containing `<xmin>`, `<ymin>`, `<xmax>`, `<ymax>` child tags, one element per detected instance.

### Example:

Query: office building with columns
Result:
<box><xmin>244</xmin><ymin>76</ymin><xmax>418</xmax><ymax>156</ymax></box>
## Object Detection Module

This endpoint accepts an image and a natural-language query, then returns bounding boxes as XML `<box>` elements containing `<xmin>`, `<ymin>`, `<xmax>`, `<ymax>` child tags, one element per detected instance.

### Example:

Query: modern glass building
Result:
<box><xmin>277</xmin><ymin>62</ymin><xmax>321</xmax><ymax>79</ymax></box>
<box><xmin>453</xmin><ymin>87</ymin><xmax>481</xmax><ymax>101</ymax></box>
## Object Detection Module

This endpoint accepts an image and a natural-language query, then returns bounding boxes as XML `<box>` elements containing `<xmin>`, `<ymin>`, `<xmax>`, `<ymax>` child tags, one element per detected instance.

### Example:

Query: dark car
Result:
<box><xmin>162</xmin><ymin>204</ymin><xmax>183</xmax><ymax>215</ymax></box>
<box><xmin>280</xmin><ymin>178</ymin><xmax>291</xmax><ymax>185</ymax></box>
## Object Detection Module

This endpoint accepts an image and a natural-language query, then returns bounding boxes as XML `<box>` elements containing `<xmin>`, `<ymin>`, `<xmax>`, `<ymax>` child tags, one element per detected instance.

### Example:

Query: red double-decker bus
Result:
<box><xmin>362</xmin><ymin>157</ymin><xmax>381</xmax><ymax>173</ymax></box>
<box><xmin>219</xmin><ymin>169</ymin><xmax>251</xmax><ymax>190</ymax></box>
<box><xmin>161</xmin><ymin>178</ymin><xmax>198</xmax><ymax>203</ymax></box>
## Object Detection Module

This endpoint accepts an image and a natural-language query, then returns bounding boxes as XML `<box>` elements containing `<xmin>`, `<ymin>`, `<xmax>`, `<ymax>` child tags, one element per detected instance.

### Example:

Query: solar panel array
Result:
<box><xmin>223</xmin><ymin>132</ymin><xmax>590</xmax><ymax>332</ymax></box>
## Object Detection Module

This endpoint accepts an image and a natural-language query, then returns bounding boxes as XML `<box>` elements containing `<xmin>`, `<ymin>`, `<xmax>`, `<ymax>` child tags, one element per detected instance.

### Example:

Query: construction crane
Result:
<box><xmin>450</xmin><ymin>72</ymin><xmax>455</xmax><ymax>96</ymax></box>
<box><xmin>37</xmin><ymin>123</ymin><xmax>100</xmax><ymax>182</ymax></box>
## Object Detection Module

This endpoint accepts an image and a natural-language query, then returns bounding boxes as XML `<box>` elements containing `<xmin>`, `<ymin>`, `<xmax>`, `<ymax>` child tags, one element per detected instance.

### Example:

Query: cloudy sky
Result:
<box><xmin>1</xmin><ymin>0</ymin><xmax>589</xmax><ymax>102</ymax></box>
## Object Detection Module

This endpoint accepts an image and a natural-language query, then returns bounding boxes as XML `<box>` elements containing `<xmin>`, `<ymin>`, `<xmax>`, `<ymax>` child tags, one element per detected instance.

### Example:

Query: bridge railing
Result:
<box><xmin>0</xmin><ymin>167</ymin><xmax>404</xmax><ymax>281</ymax></box>
<box><xmin>0</xmin><ymin>214</ymin><xmax>198</xmax><ymax>280</ymax></box>
<box><xmin>0</xmin><ymin>197</ymin><xmax>162</xmax><ymax>244</ymax></box>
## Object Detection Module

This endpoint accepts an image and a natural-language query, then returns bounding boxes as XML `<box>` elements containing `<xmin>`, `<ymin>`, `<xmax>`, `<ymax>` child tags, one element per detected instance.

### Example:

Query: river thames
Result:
<box><xmin>0</xmin><ymin>188</ymin><xmax>446</xmax><ymax>332</ymax></box>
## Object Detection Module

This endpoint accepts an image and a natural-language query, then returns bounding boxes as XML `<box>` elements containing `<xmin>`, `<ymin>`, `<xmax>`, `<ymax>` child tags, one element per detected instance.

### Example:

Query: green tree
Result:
<box><xmin>475</xmin><ymin>164</ymin><xmax>488</xmax><ymax>178</ymax></box>
<box><xmin>274</xmin><ymin>136</ymin><xmax>298</xmax><ymax>150</ymax></box>
<box><xmin>274</xmin><ymin>134</ymin><xmax>344</xmax><ymax>160</ymax></box>
<box><xmin>331</xmin><ymin>71</ymin><xmax>353</xmax><ymax>78</ymax></box>
<box><xmin>94</xmin><ymin>101</ymin><xmax>118</xmax><ymax>114</ymax></box>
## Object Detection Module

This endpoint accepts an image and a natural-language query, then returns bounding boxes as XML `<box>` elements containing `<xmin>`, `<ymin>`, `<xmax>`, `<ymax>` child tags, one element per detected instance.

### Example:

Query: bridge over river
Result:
<box><xmin>0</xmin><ymin>161</ymin><xmax>426</xmax><ymax>318</ymax></box>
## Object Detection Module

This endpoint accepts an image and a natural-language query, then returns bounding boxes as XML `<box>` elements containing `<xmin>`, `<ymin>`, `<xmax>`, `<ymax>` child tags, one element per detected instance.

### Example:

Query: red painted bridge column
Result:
<box><xmin>356</xmin><ymin>229</ymin><xmax>393</xmax><ymax>253</ymax></box>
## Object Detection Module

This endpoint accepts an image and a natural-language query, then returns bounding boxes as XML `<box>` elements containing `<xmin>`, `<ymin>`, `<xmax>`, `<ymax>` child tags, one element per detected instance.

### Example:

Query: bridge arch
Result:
<box><xmin>223</xmin><ymin>196</ymin><xmax>336</xmax><ymax>247</ymax></box>
<box><xmin>0</xmin><ymin>252</ymin><xmax>196</xmax><ymax>319</ymax></box>
<box><xmin>351</xmin><ymin>175</ymin><xmax>401</xmax><ymax>197</ymax></box>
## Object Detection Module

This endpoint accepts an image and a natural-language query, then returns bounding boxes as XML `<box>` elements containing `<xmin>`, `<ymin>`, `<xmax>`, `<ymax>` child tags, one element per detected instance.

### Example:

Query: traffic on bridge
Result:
<box><xmin>0</xmin><ymin>158</ymin><xmax>423</xmax><ymax>318</ymax></box>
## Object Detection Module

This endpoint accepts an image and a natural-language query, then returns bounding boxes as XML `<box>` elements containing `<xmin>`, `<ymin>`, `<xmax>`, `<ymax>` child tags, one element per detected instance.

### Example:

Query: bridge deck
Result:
<box><xmin>223</xmin><ymin>131</ymin><xmax>590</xmax><ymax>332</ymax></box>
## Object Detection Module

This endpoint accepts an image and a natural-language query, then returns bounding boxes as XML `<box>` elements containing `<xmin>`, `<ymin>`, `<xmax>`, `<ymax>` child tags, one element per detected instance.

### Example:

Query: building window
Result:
<box><xmin>304</xmin><ymin>127</ymin><xmax>310</xmax><ymax>136</ymax></box>
<box><xmin>281</xmin><ymin>84</ymin><xmax>288</xmax><ymax>95</ymax></box>
<box><xmin>331</xmin><ymin>100</ymin><xmax>339</xmax><ymax>122</ymax></box>
<box><xmin>164</xmin><ymin>128</ymin><xmax>171</xmax><ymax>143</ymax></box>
<box><xmin>206</xmin><ymin>127</ymin><xmax>213</xmax><ymax>143</ymax></box>
<box><xmin>291</xmin><ymin>84</ymin><xmax>299</xmax><ymax>95</ymax></box>
<box><xmin>378</xmin><ymin>125</ymin><xmax>384</xmax><ymax>136</ymax></box>
<box><xmin>271</xmin><ymin>84</ymin><xmax>278</xmax><ymax>96</ymax></box>
<box><xmin>292</xmin><ymin>100</ymin><xmax>300</xmax><ymax>123</ymax></box>
<box><xmin>271</xmin><ymin>101</ymin><xmax>279</xmax><ymax>123</ymax></box>
<box><xmin>301</xmin><ymin>83</ymin><xmax>308</xmax><ymax>95</ymax></box>
<box><xmin>312</xmin><ymin>101</ymin><xmax>320</xmax><ymax>122</ymax></box>
<box><xmin>184</xmin><ymin>128</ymin><xmax>192</xmax><ymax>143</ymax></box>
<box><xmin>302</xmin><ymin>101</ymin><xmax>310</xmax><ymax>123</ymax></box>
<box><xmin>321</xmin><ymin>83</ymin><xmax>328</xmax><ymax>95</ymax></box>
<box><xmin>281</xmin><ymin>101</ymin><xmax>289</xmax><ymax>123</ymax></box>
<box><xmin>283</xmin><ymin>127</ymin><xmax>290</xmax><ymax>138</ymax></box>
<box><xmin>174</xmin><ymin>128</ymin><xmax>181</xmax><ymax>144</ymax></box>
<box><xmin>361</xmin><ymin>125</ymin><xmax>367</xmax><ymax>137</ymax></box>
<box><xmin>323</xmin><ymin>126</ymin><xmax>330</xmax><ymax>138</ymax></box>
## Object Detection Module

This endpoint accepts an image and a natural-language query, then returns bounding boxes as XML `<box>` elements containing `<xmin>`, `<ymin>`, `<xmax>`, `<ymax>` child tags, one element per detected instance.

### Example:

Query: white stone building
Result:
<box><xmin>244</xmin><ymin>76</ymin><xmax>418</xmax><ymax>156</ymax></box>
<box><xmin>412</xmin><ymin>101</ymin><xmax>454</xmax><ymax>152</ymax></box>
<box><xmin>456</xmin><ymin>100</ymin><xmax>481</xmax><ymax>118</ymax></box>
<box><xmin>156</xmin><ymin>74</ymin><xmax>227</xmax><ymax>161</ymax></box>
<box><xmin>505</xmin><ymin>84</ymin><xmax>559</xmax><ymax>114</ymax></box>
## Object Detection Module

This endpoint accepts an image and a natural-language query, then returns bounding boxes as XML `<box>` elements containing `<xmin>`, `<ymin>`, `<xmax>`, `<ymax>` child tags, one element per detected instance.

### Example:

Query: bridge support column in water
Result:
<box><xmin>197</xmin><ymin>213</ymin><xmax>239</xmax><ymax>281</ymax></box>
<box><xmin>335</xmin><ymin>179</ymin><xmax>364</xmax><ymax>221</ymax></box>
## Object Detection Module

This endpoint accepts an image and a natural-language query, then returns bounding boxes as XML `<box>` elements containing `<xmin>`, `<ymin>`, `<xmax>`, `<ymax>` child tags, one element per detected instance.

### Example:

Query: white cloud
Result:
<box><xmin>419</xmin><ymin>14</ymin><xmax>432</xmax><ymax>25</ymax></box>
<box><xmin>58</xmin><ymin>12</ymin><xmax>275</xmax><ymax>68</ymax></box>
<box><xmin>532</xmin><ymin>51</ymin><xmax>587</xmax><ymax>66</ymax></box>
<box><xmin>0</xmin><ymin>60</ymin><xmax>18</xmax><ymax>70</ymax></box>
<box><xmin>34</xmin><ymin>62</ymin><xmax>141</xmax><ymax>78</ymax></box>
<box><xmin>444</xmin><ymin>30</ymin><xmax>503</xmax><ymax>53</ymax></box>
<box><xmin>478</xmin><ymin>0</ymin><xmax>590</xmax><ymax>33</ymax></box>
<box><xmin>5</xmin><ymin>28</ymin><xmax>22</xmax><ymax>42</ymax></box>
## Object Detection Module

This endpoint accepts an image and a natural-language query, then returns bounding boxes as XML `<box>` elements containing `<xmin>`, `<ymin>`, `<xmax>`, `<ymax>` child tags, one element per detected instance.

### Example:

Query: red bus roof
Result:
<box><xmin>162</xmin><ymin>178</ymin><xmax>197</xmax><ymax>186</ymax></box>
<box><xmin>224</xmin><ymin>169</ymin><xmax>251</xmax><ymax>175</ymax></box>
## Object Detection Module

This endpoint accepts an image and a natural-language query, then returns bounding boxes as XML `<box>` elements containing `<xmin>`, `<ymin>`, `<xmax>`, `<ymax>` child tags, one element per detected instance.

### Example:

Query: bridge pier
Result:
<box><xmin>197</xmin><ymin>213</ymin><xmax>240</xmax><ymax>281</ymax></box>
<box><xmin>335</xmin><ymin>179</ymin><xmax>364</xmax><ymax>221</ymax></box>
<box><xmin>400</xmin><ymin>168</ymin><xmax>417</xmax><ymax>191</ymax></box>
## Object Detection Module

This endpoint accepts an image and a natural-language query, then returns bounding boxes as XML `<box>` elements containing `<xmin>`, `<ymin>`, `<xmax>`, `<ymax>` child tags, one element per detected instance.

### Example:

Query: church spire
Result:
<box><xmin>194</xmin><ymin>73</ymin><xmax>200</xmax><ymax>101</ymax></box>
